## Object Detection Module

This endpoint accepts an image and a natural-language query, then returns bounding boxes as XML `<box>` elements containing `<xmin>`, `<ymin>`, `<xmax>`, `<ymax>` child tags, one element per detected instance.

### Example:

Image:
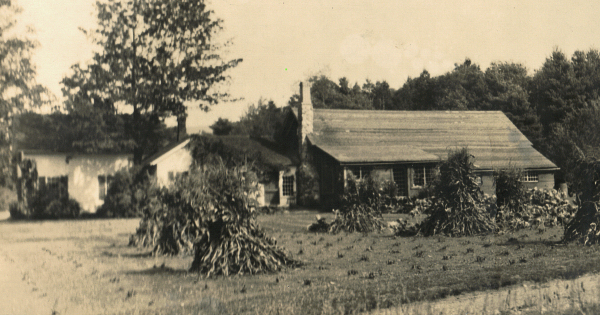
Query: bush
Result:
<box><xmin>496</xmin><ymin>188</ymin><xmax>575</xmax><ymax>231</ymax></box>
<box><xmin>494</xmin><ymin>167</ymin><xmax>527</xmax><ymax>211</ymax></box>
<box><xmin>97</xmin><ymin>168</ymin><xmax>159</xmax><ymax>218</ymax></box>
<box><xmin>0</xmin><ymin>187</ymin><xmax>17</xmax><ymax>212</ymax></box>
<box><xmin>97</xmin><ymin>171</ymin><xmax>135</xmax><ymax>217</ymax></box>
<box><xmin>40</xmin><ymin>198</ymin><xmax>81</xmax><ymax>219</ymax></box>
<box><xmin>419</xmin><ymin>148</ymin><xmax>495</xmax><ymax>236</ymax></box>
<box><xmin>130</xmin><ymin>162</ymin><xmax>298</xmax><ymax>276</ymax></box>
<box><xmin>9</xmin><ymin>201</ymin><xmax>29</xmax><ymax>219</ymax></box>
<box><xmin>328</xmin><ymin>175</ymin><xmax>386</xmax><ymax>234</ymax></box>
<box><xmin>10</xmin><ymin>159</ymin><xmax>81</xmax><ymax>220</ymax></box>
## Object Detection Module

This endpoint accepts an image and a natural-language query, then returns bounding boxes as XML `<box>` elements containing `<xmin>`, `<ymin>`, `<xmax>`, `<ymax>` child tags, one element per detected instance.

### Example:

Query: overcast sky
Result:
<box><xmin>17</xmin><ymin>0</ymin><xmax>600</xmax><ymax>132</ymax></box>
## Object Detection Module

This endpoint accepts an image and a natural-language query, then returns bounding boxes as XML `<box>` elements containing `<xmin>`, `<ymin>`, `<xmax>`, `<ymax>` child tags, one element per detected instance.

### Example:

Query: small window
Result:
<box><xmin>98</xmin><ymin>175</ymin><xmax>114</xmax><ymax>200</ymax></box>
<box><xmin>392</xmin><ymin>166</ymin><xmax>408</xmax><ymax>197</ymax></box>
<box><xmin>282</xmin><ymin>175</ymin><xmax>294</xmax><ymax>196</ymax></box>
<box><xmin>521</xmin><ymin>172</ymin><xmax>539</xmax><ymax>182</ymax></box>
<box><xmin>168</xmin><ymin>171</ymin><xmax>174</xmax><ymax>181</ymax></box>
<box><xmin>45</xmin><ymin>176</ymin><xmax>67</xmax><ymax>199</ymax></box>
<box><xmin>99</xmin><ymin>175</ymin><xmax>107</xmax><ymax>200</ymax></box>
<box><xmin>412</xmin><ymin>165</ymin><xmax>436</xmax><ymax>188</ymax></box>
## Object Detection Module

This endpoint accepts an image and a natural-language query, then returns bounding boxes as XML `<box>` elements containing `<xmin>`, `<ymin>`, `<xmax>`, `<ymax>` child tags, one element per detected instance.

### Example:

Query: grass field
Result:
<box><xmin>1</xmin><ymin>211</ymin><xmax>600</xmax><ymax>314</ymax></box>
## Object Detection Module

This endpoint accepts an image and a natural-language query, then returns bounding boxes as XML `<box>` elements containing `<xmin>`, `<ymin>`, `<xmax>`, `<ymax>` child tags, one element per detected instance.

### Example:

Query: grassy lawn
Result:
<box><xmin>1</xmin><ymin>211</ymin><xmax>600</xmax><ymax>314</ymax></box>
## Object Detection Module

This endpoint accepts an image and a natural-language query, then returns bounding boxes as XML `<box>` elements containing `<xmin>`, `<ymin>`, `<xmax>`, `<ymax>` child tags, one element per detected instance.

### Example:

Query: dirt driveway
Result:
<box><xmin>0</xmin><ymin>235</ymin><xmax>54</xmax><ymax>314</ymax></box>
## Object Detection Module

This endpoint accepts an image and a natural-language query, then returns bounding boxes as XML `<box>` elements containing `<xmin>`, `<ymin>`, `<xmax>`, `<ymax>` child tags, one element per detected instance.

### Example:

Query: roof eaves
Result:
<box><xmin>143</xmin><ymin>138</ymin><xmax>191</xmax><ymax>166</ymax></box>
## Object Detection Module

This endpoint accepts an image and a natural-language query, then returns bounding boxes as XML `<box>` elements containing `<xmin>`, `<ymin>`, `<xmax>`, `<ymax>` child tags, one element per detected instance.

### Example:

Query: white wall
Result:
<box><xmin>154</xmin><ymin>147</ymin><xmax>193</xmax><ymax>187</ymax></box>
<box><xmin>23</xmin><ymin>153</ymin><xmax>132</xmax><ymax>212</ymax></box>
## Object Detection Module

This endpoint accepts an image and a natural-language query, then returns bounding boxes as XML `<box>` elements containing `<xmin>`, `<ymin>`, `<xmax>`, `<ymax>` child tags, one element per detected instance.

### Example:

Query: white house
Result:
<box><xmin>19</xmin><ymin>150</ymin><xmax>132</xmax><ymax>213</ymax></box>
<box><xmin>143</xmin><ymin>136</ymin><xmax>298</xmax><ymax>208</ymax></box>
<box><xmin>142</xmin><ymin>138</ymin><xmax>193</xmax><ymax>187</ymax></box>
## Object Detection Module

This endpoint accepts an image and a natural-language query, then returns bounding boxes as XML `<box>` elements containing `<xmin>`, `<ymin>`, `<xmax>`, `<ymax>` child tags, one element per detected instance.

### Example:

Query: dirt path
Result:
<box><xmin>369</xmin><ymin>273</ymin><xmax>600</xmax><ymax>315</ymax></box>
<box><xmin>0</xmin><ymin>212</ymin><xmax>54</xmax><ymax>315</ymax></box>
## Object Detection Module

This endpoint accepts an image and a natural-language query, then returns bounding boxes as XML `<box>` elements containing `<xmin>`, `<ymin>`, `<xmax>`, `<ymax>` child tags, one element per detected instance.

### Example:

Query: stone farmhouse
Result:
<box><xmin>278</xmin><ymin>82</ymin><xmax>559</xmax><ymax>208</ymax></box>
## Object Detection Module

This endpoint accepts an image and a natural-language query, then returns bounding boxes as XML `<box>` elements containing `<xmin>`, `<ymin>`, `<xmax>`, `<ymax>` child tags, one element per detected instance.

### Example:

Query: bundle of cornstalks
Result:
<box><xmin>419</xmin><ymin>148</ymin><xmax>495</xmax><ymax>236</ymax></box>
<box><xmin>328</xmin><ymin>176</ymin><xmax>386</xmax><ymax>234</ymax></box>
<box><xmin>131</xmin><ymin>162</ymin><xmax>299</xmax><ymax>275</ymax></box>
<box><xmin>564</xmin><ymin>158</ymin><xmax>600</xmax><ymax>245</ymax></box>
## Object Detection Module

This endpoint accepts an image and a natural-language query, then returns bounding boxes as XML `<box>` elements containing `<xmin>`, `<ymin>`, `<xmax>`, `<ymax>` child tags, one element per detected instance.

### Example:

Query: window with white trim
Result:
<box><xmin>521</xmin><ymin>172</ymin><xmax>538</xmax><ymax>182</ymax></box>
<box><xmin>282</xmin><ymin>175</ymin><xmax>294</xmax><ymax>196</ymax></box>
<box><xmin>412</xmin><ymin>165</ymin><xmax>436</xmax><ymax>188</ymax></box>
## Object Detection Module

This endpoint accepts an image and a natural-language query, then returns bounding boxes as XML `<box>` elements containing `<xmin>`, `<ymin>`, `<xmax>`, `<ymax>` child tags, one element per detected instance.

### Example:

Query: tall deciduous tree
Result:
<box><xmin>0</xmin><ymin>1</ymin><xmax>49</xmax><ymax>186</ymax></box>
<box><xmin>484</xmin><ymin>62</ymin><xmax>542</xmax><ymax>143</ymax></box>
<box><xmin>62</xmin><ymin>0</ymin><xmax>242</xmax><ymax>163</ymax></box>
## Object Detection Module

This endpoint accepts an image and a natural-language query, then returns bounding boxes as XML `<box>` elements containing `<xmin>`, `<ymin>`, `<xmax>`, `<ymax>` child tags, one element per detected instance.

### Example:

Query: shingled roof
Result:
<box><xmin>306</xmin><ymin>109</ymin><xmax>557</xmax><ymax>170</ymax></box>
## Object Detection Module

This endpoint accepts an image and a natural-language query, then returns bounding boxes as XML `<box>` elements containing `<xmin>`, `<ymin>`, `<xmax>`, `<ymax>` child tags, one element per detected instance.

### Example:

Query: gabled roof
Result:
<box><xmin>142</xmin><ymin>138</ymin><xmax>191</xmax><ymax>166</ymax></box>
<box><xmin>214</xmin><ymin>135</ymin><xmax>296</xmax><ymax>168</ymax></box>
<box><xmin>307</xmin><ymin>109</ymin><xmax>558</xmax><ymax>170</ymax></box>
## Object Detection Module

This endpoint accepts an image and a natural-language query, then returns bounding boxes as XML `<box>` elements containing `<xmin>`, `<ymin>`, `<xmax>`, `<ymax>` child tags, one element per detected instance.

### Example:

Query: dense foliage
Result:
<box><xmin>130</xmin><ymin>162</ymin><xmax>297</xmax><ymax>275</ymax></box>
<box><xmin>187</xmin><ymin>134</ymin><xmax>283</xmax><ymax>182</ymax></box>
<box><xmin>496</xmin><ymin>188</ymin><xmax>575</xmax><ymax>231</ymax></box>
<box><xmin>419</xmin><ymin>148</ymin><xmax>495</xmax><ymax>236</ymax></box>
<box><xmin>96</xmin><ymin>168</ymin><xmax>159</xmax><ymax>218</ymax></box>
<box><xmin>328</xmin><ymin>175</ymin><xmax>386</xmax><ymax>234</ymax></box>
<box><xmin>10</xmin><ymin>159</ymin><xmax>81</xmax><ymax>219</ymax></box>
<box><xmin>211</xmin><ymin>99</ymin><xmax>287</xmax><ymax>140</ymax></box>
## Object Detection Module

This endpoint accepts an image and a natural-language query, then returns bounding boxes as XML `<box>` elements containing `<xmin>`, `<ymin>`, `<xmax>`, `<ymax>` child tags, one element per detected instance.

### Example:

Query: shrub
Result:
<box><xmin>0</xmin><ymin>187</ymin><xmax>17</xmax><ymax>212</ymax></box>
<box><xmin>10</xmin><ymin>159</ymin><xmax>81</xmax><ymax>220</ymax></box>
<box><xmin>40</xmin><ymin>198</ymin><xmax>81</xmax><ymax>219</ymax></box>
<box><xmin>494</xmin><ymin>167</ymin><xmax>527</xmax><ymax>211</ymax></box>
<box><xmin>9</xmin><ymin>201</ymin><xmax>28</xmax><ymax>219</ymax></box>
<box><xmin>564</xmin><ymin>158</ymin><xmax>600</xmax><ymax>244</ymax></box>
<box><xmin>97</xmin><ymin>171</ymin><xmax>135</xmax><ymax>217</ymax></box>
<box><xmin>419</xmin><ymin>148</ymin><xmax>495</xmax><ymax>236</ymax></box>
<box><xmin>97</xmin><ymin>168</ymin><xmax>159</xmax><ymax>218</ymax></box>
<box><xmin>130</xmin><ymin>162</ymin><xmax>298</xmax><ymax>275</ymax></box>
<box><xmin>497</xmin><ymin>188</ymin><xmax>575</xmax><ymax>231</ymax></box>
<box><xmin>328</xmin><ymin>175</ymin><xmax>386</xmax><ymax>234</ymax></box>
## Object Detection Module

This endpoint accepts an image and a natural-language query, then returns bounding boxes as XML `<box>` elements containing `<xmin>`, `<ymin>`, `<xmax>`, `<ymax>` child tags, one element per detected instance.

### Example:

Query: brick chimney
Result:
<box><xmin>298</xmin><ymin>81</ymin><xmax>313</xmax><ymax>148</ymax></box>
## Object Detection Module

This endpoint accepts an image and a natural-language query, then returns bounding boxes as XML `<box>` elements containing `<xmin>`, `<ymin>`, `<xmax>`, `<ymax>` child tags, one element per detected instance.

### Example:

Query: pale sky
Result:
<box><xmin>16</xmin><ymin>0</ymin><xmax>600</xmax><ymax>132</ymax></box>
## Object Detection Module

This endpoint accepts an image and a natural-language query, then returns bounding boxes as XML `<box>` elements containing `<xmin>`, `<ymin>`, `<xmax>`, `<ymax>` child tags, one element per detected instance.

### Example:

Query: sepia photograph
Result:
<box><xmin>1</xmin><ymin>0</ymin><xmax>600</xmax><ymax>314</ymax></box>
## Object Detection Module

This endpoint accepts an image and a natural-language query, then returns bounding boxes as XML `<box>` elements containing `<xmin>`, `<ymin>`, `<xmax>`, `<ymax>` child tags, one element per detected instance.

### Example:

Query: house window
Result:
<box><xmin>282</xmin><ymin>175</ymin><xmax>294</xmax><ymax>196</ymax></box>
<box><xmin>98</xmin><ymin>175</ymin><xmax>114</xmax><ymax>200</ymax></box>
<box><xmin>43</xmin><ymin>176</ymin><xmax>68</xmax><ymax>199</ymax></box>
<box><xmin>168</xmin><ymin>171</ymin><xmax>188</xmax><ymax>182</ymax></box>
<box><xmin>521</xmin><ymin>172</ymin><xmax>539</xmax><ymax>182</ymax></box>
<box><xmin>347</xmin><ymin>166</ymin><xmax>372</xmax><ymax>181</ymax></box>
<box><xmin>392</xmin><ymin>166</ymin><xmax>408</xmax><ymax>196</ymax></box>
<box><xmin>412</xmin><ymin>165</ymin><xmax>436</xmax><ymax>188</ymax></box>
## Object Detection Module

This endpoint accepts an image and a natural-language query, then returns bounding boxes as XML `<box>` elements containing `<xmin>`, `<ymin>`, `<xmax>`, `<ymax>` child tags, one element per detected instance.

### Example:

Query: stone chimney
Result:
<box><xmin>298</xmin><ymin>81</ymin><xmax>313</xmax><ymax>148</ymax></box>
